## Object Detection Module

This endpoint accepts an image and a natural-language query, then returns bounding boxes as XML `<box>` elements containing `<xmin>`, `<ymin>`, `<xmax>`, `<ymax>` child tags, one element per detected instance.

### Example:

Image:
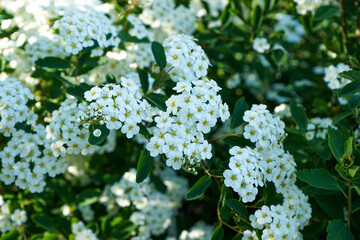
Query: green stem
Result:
<box><xmin>348</xmin><ymin>181</ymin><xmax>352</xmax><ymax>231</ymax></box>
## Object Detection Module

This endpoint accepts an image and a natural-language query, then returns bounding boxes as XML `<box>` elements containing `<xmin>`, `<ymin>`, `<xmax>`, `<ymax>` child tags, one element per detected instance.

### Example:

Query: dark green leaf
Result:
<box><xmin>326</xmin><ymin>220</ymin><xmax>354</xmax><ymax>240</ymax></box>
<box><xmin>309</xmin><ymin>138</ymin><xmax>331</xmax><ymax>160</ymax></box>
<box><xmin>66</xmin><ymin>86</ymin><xmax>87</xmax><ymax>101</ymax></box>
<box><xmin>35</xmin><ymin>57</ymin><xmax>71</xmax><ymax>69</ymax></box>
<box><xmin>146</xmin><ymin>93</ymin><xmax>167</xmax><ymax>111</ymax></box>
<box><xmin>138</xmin><ymin>69</ymin><xmax>149</xmax><ymax>93</ymax></box>
<box><xmin>296</xmin><ymin>168</ymin><xmax>341</xmax><ymax>191</ymax></box>
<box><xmin>339</xmin><ymin>80</ymin><xmax>360</xmax><ymax>98</ymax></box>
<box><xmin>251</xmin><ymin>5</ymin><xmax>262</xmax><ymax>30</ymax></box>
<box><xmin>315</xmin><ymin>195</ymin><xmax>344</xmax><ymax>219</ymax></box>
<box><xmin>136</xmin><ymin>149</ymin><xmax>154</xmax><ymax>183</ymax></box>
<box><xmin>230</xmin><ymin>97</ymin><xmax>249</xmax><ymax>129</ymax></box>
<box><xmin>88</xmin><ymin>124</ymin><xmax>110</xmax><ymax>146</ymax></box>
<box><xmin>339</xmin><ymin>70</ymin><xmax>360</xmax><ymax>82</ymax></box>
<box><xmin>0</xmin><ymin>230</ymin><xmax>20</xmax><ymax>240</ymax></box>
<box><xmin>290</xmin><ymin>102</ymin><xmax>307</xmax><ymax>131</ymax></box>
<box><xmin>76</xmin><ymin>189</ymin><xmax>101</xmax><ymax>205</ymax></box>
<box><xmin>342</xmin><ymin>137</ymin><xmax>353</xmax><ymax>159</ymax></box>
<box><xmin>225</xmin><ymin>199</ymin><xmax>248</xmax><ymax>219</ymax></box>
<box><xmin>328</xmin><ymin>127</ymin><xmax>349</xmax><ymax>161</ymax></box>
<box><xmin>211</xmin><ymin>225</ymin><xmax>224</xmax><ymax>240</ymax></box>
<box><xmin>223</xmin><ymin>136</ymin><xmax>254</xmax><ymax>148</ymax></box>
<box><xmin>151</xmin><ymin>41</ymin><xmax>167</xmax><ymax>69</ymax></box>
<box><xmin>31</xmin><ymin>214</ymin><xmax>59</xmax><ymax>233</ymax></box>
<box><xmin>314</xmin><ymin>5</ymin><xmax>339</xmax><ymax>21</ymax></box>
<box><xmin>186</xmin><ymin>175</ymin><xmax>212</xmax><ymax>200</ymax></box>
<box><xmin>348</xmin><ymin>93</ymin><xmax>360</xmax><ymax>110</ymax></box>
<box><xmin>332</xmin><ymin>112</ymin><xmax>352</xmax><ymax>125</ymax></box>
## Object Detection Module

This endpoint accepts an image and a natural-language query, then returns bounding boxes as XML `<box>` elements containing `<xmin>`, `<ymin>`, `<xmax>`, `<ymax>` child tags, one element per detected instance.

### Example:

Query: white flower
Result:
<box><xmin>252</xmin><ymin>38</ymin><xmax>270</xmax><ymax>53</ymax></box>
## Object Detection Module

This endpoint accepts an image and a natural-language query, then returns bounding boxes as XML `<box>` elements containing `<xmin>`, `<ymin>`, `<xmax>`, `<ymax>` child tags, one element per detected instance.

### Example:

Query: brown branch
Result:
<box><xmin>341</xmin><ymin>0</ymin><xmax>348</xmax><ymax>42</ymax></box>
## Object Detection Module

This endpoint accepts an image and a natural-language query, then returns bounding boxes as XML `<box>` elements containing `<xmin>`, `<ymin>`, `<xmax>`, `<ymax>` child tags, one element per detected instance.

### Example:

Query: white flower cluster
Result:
<box><xmin>0</xmin><ymin>126</ymin><xmax>67</xmax><ymax>192</ymax></box>
<box><xmin>146</xmin><ymin>80</ymin><xmax>230</xmax><ymax>170</ymax></box>
<box><xmin>294</xmin><ymin>0</ymin><xmax>338</xmax><ymax>15</ymax></box>
<box><xmin>305</xmin><ymin>117</ymin><xmax>333</xmax><ymax>141</ymax></box>
<box><xmin>82</xmin><ymin>78</ymin><xmax>151</xmax><ymax>138</ymax></box>
<box><xmin>274</xmin><ymin>14</ymin><xmax>305</xmax><ymax>43</ymax></box>
<box><xmin>46</xmin><ymin>98</ymin><xmax>116</xmax><ymax>156</ymax></box>
<box><xmin>139</xmin><ymin>0</ymin><xmax>196</xmax><ymax>34</ymax></box>
<box><xmin>24</xmin><ymin>35</ymin><xmax>67</xmax><ymax>62</ymax></box>
<box><xmin>72</xmin><ymin>221</ymin><xmax>98</xmax><ymax>240</ymax></box>
<box><xmin>252</xmin><ymin>38</ymin><xmax>270</xmax><ymax>54</ymax></box>
<box><xmin>53</xmin><ymin>9</ymin><xmax>120</xmax><ymax>55</ymax></box>
<box><xmin>0</xmin><ymin>196</ymin><xmax>27</xmax><ymax>233</ymax></box>
<box><xmin>99</xmin><ymin>168</ymin><xmax>188</xmax><ymax>239</ymax></box>
<box><xmin>323</xmin><ymin>63</ymin><xmax>351</xmax><ymax>90</ymax></box>
<box><xmin>249</xmin><ymin>186</ymin><xmax>311</xmax><ymax>240</ymax></box>
<box><xmin>164</xmin><ymin>34</ymin><xmax>210</xmax><ymax>82</ymax></box>
<box><xmin>324</xmin><ymin>63</ymin><xmax>351</xmax><ymax>105</ymax></box>
<box><xmin>223</xmin><ymin>105</ymin><xmax>311</xmax><ymax>239</ymax></box>
<box><xmin>178</xmin><ymin>222</ymin><xmax>213</xmax><ymax>240</ymax></box>
<box><xmin>0</xmin><ymin>78</ymin><xmax>36</xmax><ymax>137</ymax></box>
<box><xmin>78</xmin><ymin>204</ymin><xmax>95</xmax><ymax>222</ymax></box>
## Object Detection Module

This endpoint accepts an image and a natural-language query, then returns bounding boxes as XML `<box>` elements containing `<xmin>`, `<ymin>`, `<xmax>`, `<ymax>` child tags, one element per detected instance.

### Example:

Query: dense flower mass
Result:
<box><xmin>223</xmin><ymin>105</ymin><xmax>311</xmax><ymax>239</ymax></box>
<box><xmin>53</xmin><ymin>9</ymin><xmax>120</xmax><ymax>55</ymax></box>
<box><xmin>81</xmin><ymin>77</ymin><xmax>151</xmax><ymax>138</ymax></box>
<box><xmin>0</xmin><ymin>0</ymin><xmax>357</xmax><ymax>239</ymax></box>
<box><xmin>146</xmin><ymin>79</ymin><xmax>230</xmax><ymax>170</ymax></box>
<box><xmin>164</xmin><ymin>34</ymin><xmax>211</xmax><ymax>82</ymax></box>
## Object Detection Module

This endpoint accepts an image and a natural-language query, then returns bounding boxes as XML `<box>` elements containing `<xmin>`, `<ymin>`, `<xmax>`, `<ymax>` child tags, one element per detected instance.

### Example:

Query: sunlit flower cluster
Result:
<box><xmin>223</xmin><ymin>105</ymin><xmax>311</xmax><ymax>239</ymax></box>
<box><xmin>164</xmin><ymin>34</ymin><xmax>210</xmax><ymax>82</ymax></box>
<box><xmin>53</xmin><ymin>9</ymin><xmax>120</xmax><ymax>55</ymax></box>
<box><xmin>0</xmin><ymin>78</ymin><xmax>36</xmax><ymax>137</ymax></box>
<box><xmin>323</xmin><ymin>63</ymin><xmax>351</xmax><ymax>90</ymax></box>
<box><xmin>81</xmin><ymin>78</ymin><xmax>151</xmax><ymax>138</ymax></box>
<box><xmin>146</xmin><ymin>79</ymin><xmax>230</xmax><ymax>170</ymax></box>
<box><xmin>24</xmin><ymin>35</ymin><xmax>67</xmax><ymax>62</ymax></box>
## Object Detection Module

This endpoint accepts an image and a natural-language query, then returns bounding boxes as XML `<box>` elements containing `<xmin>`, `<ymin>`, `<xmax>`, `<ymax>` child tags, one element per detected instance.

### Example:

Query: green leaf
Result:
<box><xmin>88</xmin><ymin>124</ymin><xmax>110</xmax><ymax>146</ymax></box>
<box><xmin>32</xmin><ymin>214</ymin><xmax>59</xmax><ymax>233</ymax></box>
<box><xmin>136</xmin><ymin>150</ymin><xmax>154</xmax><ymax>183</ymax></box>
<box><xmin>223</xmin><ymin>136</ymin><xmax>254</xmax><ymax>148</ymax></box>
<box><xmin>35</xmin><ymin>57</ymin><xmax>71</xmax><ymax>69</ymax></box>
<box><xmin>151</xmin><ymin>41</ymin><xmax>167</xmax><ymax>69</ymax></box>
<box><xmin>224</xmin><ymin>199</ymin><xmax>248</xmax><ymax>219</ymax></box>
<box><xmin>290</xmin><ymin>102</ymin><xmax>307</xmax><ymax>131</ymax></box>
<box><xmin>339</xmin><ymin>80</ymin><xmax>360</xmax><ymax>98</ymax></box>
<box><xmin>339</xmin><ymin>70</ymin><xmax>360</xmax><ymax>82</ymax></box>
<box><xmin>309</xmin><ymin>138</ymin><xmax>331</xmax><ymax>160</ymax></box>
<box><xmin>326</xmin><ymin>220</ymin><xmax>354</xmax><ymax>240</ymax></box>
<box><xmin>314</xmin><ymin>5</ymin><xmax>339</xmax><ymax>21</ymax></box>
<box><xmin>251</xmin><ymin>5</ymin><xmax>262</xmax><ymax>30</ymax></box>
<box><xmin>230</xmin><ymin>97</ymin><xmax>249</xmax><ymax>129</ymax></box>
<box><xmin>138</xmin><ymin>69</ymin><xmax>149</xmax><ymax>93</ymax></box>
<box><xmin>328</xmin><ymin>127</ymin><xmax>349</xmax><ymax>162</ymax></box>
<box><xmin>296</xmin><ymin>168</ymin><xmax>341</xmax><ymax>191</ymax></box>
<box><xmin>146</xmin><ymin>93</ymin><xmax>167</xmax><ymax>111</ymax></box>
<box><xmin>348</xmin><ymin>94</ymin><xmax>360</xmax><ymax>110</ymax></box>
<box><xmin>0</xmin><ymin>230</ymin><xmax>20</xmax><ymax>240</ymax></box>
<box><xmin>186</xmin><ymin>175</ymin><xmax>212</xmax><ymax>200</ymax></box>
<box><xmin>110</xmin><ymin>220</ymin><xmax>137</xmax><ymax>239</ymax></box>
<box><xmin>315</xmin><ymin>195</ymin><xmax>344</xmax><ymax>219</ymax></box>
<box><xmin>211</xmin><ymin>225</ymin><xmax>224</xmax><ymax>240</ymax></box>
<box><xmin>332</xmin><ymin>112</ymin><xmax>352</xmax><ymax>125</ymax></box>
<box><xmin>76</xmin><ymin>188</ymin><xmax>101</xmax><ymax>205</ymax></box>
<box><xmin>342</xmin><ymin>137</ymin><xmax>353</xmax><ymax>159</ymax></box>
<box><xmin>66</xmin><ymin>86</ymin><xmax>87</xmax><ymax>101</ymax></box>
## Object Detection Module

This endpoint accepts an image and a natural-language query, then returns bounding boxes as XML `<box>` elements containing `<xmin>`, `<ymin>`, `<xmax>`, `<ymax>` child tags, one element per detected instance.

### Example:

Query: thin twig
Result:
<box><xmin>217</xmin><ymin>194</ymin><xmax>243</xmax><ymax>233</ymax></box>
<box><xmin>208</xmin><ymin>133</ymin><xmax>242</xmax><ymax>142</ymax></box>
<box><xmin>348</xmin><ymin>181</ymin><xmax>352</xmax><ymax>231</ymax></box>
<box><xmin>341</xmin><ymin>0</ymin><xmax>348</xmax><ymax>42</ymax></box>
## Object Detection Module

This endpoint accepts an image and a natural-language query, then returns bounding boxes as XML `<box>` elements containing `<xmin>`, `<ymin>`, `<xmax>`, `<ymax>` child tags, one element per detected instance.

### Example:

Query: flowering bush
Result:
<box><xmin>0</xmin><ymin>0</ymin><xmax>360</xmax><ymax>240</ymax></box>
